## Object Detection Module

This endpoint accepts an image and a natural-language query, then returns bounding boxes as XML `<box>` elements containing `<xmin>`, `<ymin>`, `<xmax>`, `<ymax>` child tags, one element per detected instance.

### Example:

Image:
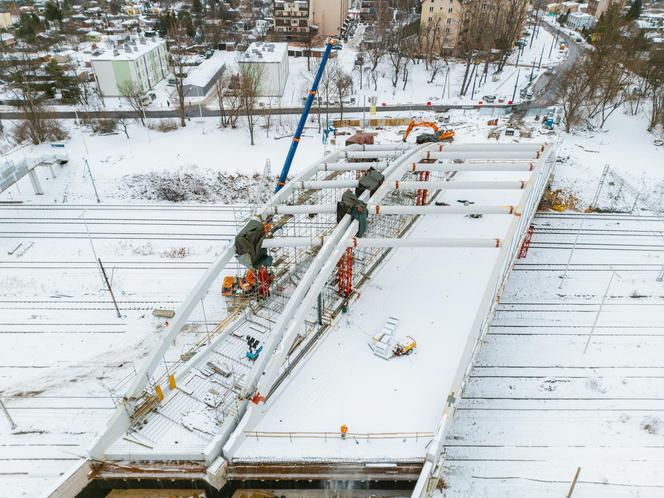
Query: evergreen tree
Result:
<box><xmin>626</xmin><ymin>0</ymin><xmax>642</xmax><ymax>20</ymax></box>
<box><xmin>44</xmin><ymin>1</ymin><xmax>64</xmax><ymax>30</ymax></box>
<box><xmin>16</xmin><ymin>13</ymin><xmax>43</xmax><ymax>43</ymax></box>
<box><xmin>45</xmin><ymin>59</ymin><xmax>80</xmax><ymax>104</ymax></box>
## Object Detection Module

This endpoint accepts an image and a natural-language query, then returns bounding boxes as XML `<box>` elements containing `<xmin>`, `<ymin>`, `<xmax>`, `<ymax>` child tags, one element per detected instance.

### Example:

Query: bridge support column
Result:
<box><xmin>28</xmin><ymin>170</ymin><xmax>43</xmax><ymax>195</ymax></box>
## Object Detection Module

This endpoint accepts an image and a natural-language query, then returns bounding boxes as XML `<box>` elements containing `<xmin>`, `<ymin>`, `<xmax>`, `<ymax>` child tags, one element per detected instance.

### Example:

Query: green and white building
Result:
<box><xmin>91</xmin><ymin>38</ymin><xmax>169</xmax><ymax>97</ymax></box>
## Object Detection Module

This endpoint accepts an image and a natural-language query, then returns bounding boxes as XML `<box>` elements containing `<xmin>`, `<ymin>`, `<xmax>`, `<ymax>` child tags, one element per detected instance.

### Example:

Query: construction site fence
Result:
<box><xmin>333</xmin><ymin>118</ymin><xmax>412</xmax><ymax>128</ymax></box>
<box><xmin>245</xmin><ymin>431</ymin><xmax>434</xmax><ymax>441</ymax></box>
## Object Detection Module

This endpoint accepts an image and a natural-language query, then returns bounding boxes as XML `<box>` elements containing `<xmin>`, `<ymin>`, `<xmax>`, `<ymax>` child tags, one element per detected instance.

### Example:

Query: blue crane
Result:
<box><xmin>275</xmin><ymin>37</ymin><xmax>341</xmax><ymax>192</ymax></box>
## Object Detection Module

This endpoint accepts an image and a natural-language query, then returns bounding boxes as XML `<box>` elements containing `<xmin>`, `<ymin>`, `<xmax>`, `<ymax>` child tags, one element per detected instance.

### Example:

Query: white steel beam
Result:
<box><xmin>261</xmin><ymin>237</ymin><xmax>502</xmax><ymax>248</ymax></box>
<box><xmin>271</xmin><ymin>204</ymin><xmax>516</xmax><ymax>215</ymax></box>
<box><xmin>319</xmin><ymin>162</ymin><xmax>389</xmax><ymax>172</ymax></box>
<box><xmin>410</xmin><ymin>162</ymin><xmax>535</xmax><ymax>172</ymax></box>
<box><xmin>438</xmin><ymin>143</ymin><xmax>542</xmax><ymax>151</ymax></box>
<box><xmin>344</xmin><ymin>150</ymin><xmax>404</xmax><ymax>159</ymax></box>
<box><xmin>296</xmin><ymin>180</ymin><xmax>528</xmax><ymax>190</ymax></box>
<box><xmin>430</xmin><ymin>151</ymin><xmax>539</xmax><ymax>160</ymax></box>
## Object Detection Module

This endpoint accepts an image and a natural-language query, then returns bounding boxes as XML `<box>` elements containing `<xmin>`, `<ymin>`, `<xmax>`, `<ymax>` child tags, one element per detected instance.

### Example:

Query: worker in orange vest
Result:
<box><xmin>240</xmin><ymin>268</ymin><xmax>256</xmax><ymax>293</ymax></box>
<box><xmin>340</xmin><ymin>424</ymin><xmax>348</xmax><ymax>439</ymax></box>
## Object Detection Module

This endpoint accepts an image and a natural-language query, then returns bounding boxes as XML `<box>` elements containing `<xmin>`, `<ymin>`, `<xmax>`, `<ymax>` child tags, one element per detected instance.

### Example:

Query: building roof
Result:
<box><xmin>183</xmin><ymin>51</ymin><xmax>230</xmax><ymax>88</ymax></box>
<box><xmin>92</xmin><ymin>38</ymin><xmax>165</xmax><ymax>62</ymax></box>
<box><xmin>238</xmin><ymin>41</ymin><xmax>288</xmax><ymax>64</ymax></box>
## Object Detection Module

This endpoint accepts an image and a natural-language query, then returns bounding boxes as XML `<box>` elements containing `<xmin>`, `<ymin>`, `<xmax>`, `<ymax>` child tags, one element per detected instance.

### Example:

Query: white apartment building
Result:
<box><xmin>91</xmin><ymin>38</ymin><xmax>169</xmax><ymax>97</ymax></box>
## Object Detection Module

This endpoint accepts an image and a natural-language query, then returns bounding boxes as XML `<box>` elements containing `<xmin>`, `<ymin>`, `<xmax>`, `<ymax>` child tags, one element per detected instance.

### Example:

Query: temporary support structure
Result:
<box><xmin>295</xmin><ymin>179</ymin><xmax>528</xmax><ymax>190</ymax></box>
<box><xmin>337</xmin><ymin>248</ymin><xmax>353</xmax><ymax>297</ymax></box>
<box><xmin>416</xmin><ymin>170</ymin><xmax>431</xmax><ymax>206</ymax></box>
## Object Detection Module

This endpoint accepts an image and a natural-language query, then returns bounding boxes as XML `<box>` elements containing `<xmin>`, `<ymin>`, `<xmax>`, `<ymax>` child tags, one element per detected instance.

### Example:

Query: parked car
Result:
<box><xmin>575</xmin><ymin>37</ymin><xmax>583</xmax><ymax>42</ymax></box>
<box><xmin>482</xmin><ymin>95</ymin><xmax>497</xmax><ymax>103</ymax></box>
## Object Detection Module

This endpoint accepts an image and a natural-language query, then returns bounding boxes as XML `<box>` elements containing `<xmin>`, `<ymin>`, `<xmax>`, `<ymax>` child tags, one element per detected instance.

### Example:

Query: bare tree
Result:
<box><xmin>1</xmin><ymin>52</ymin><xmax>66</xmax><ymax>144</ymax></box>
<box><xmin>332</xmin><ymin>64</ymin><xmax>353</xmax><ymax>120</ymax></box>
<box><xmin>117</xmin><ymin>117</ymin><xmax>131</xmax><ymax>139</ymax></box>
<box><xmin>165</xmin><ymin>15</ymin><xmax>191</xmax><ymax>128</ymax></box>
<box><xmin>213</xmin><ymin>68</ymin><xmax>231</xmax><ymax>127</ymax></box>
<box><xmin>238</xmin><ymin>64</ymin><xmax>264</xmax><ymax>145</ymax></box>
<box><xmin>643</xmin><ymin>49</ymin><xmax>664</xmax><ymax>131</ymax></box>
<box><xmin>493</xmin><ymin>0</ymin><xmax>529</xmax><ymax>72</ymax></box>
<box><xmin>365</xmin><ymin>0</ymin><xmax>391</xmax><ymax>91</ymax></box>
<box><xmin>556</xmin><ymin>63</ymin><xmax>590</xmax><ymax>132</ymax></box>
<box><xmin>386</xmin><ymin>23</ymin><xmax>413</xmax><ymax>89</ymax></box>
<box><xmin>118</xmin><ymin>80</ymin><xmax>146</xmax><ymax>126</ymax></box>
<box><xmin>456</xmin><ymin>0</ymin><xmax>494</xmax><ymax>96</ymax></box>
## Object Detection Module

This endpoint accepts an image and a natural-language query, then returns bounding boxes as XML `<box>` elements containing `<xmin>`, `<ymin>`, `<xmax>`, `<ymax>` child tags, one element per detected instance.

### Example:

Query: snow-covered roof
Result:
<box><xmin>636</xmin><ymin>19</ymin><xmax>656</xmax><ymax>29</ymax></box>
<box><xmin>183</xmin><ymin>51</ymin><xmax>230</xmax><ymax>88</ymax></box>
<box><xmin>92</xmin><ymin>38</ymin><xmax>166</xmax><ymax>62</ymax></box>
<box><xmin>238</xmin><ymin>41</ymin><xmax>287</xmax><ymax>64</ymax></box>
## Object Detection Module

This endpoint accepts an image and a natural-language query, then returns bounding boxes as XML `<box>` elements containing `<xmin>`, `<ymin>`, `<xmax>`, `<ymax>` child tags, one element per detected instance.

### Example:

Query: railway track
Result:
<box><xmin>441</xmin><ymin>211</ymin><xmax>664</xmax><ymax>497</ymax></box>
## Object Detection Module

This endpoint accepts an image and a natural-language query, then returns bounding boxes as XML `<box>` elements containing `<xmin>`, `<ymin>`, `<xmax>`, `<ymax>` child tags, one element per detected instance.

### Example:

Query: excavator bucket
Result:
<box><xmin>439</xmin><ymin>130</ymin><xmax>455</xmax><ymax>142</ymax></box>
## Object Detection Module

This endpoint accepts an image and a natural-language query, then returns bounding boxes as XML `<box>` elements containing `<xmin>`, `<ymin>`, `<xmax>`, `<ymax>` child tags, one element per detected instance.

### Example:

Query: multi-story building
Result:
<box><xmin>273</xmin><ymin>0</ymin><xmax>349</xmax><ymax>41</ymax></box>
<box><xmin>274</xmin><ymin>0</ymin><xmax>313</xmax><ymax>41</ymax></box>
<box><xmin>586</xmin><ymin>0</ymin><xmax>623</xmax><ymax>19</ymax></box>
<box><xmin>420</xmin><ymin>0</ymin><xmax>528</xmax><ymax>53</ymax></box>
<box><xmin>420</xmin><ymin>0</ymin><xmax>464</xmax><ymax>52</ymax></box>
<box><xmin>567</xmin><ymin>11</ymin><xmax>596</xmax><ymax>29</ymax></box>
<box><xmin>310</xmin><ymin>0</ymin><xmax>350</xmax><ymax>37</ymax></box>
<box><xmin>91</xmin><ymin>38</ymin><xmax>169</xmax><ymax>97</ymax></box>
<box><xmin>238</xmin><ymin>42</ymin><xmax>289</xmax><ymax>96</ymax></box>
<box><xmin>0</xmin><ymin>12</ymin><xmax>14</xmax><ymax>29</ymax></box>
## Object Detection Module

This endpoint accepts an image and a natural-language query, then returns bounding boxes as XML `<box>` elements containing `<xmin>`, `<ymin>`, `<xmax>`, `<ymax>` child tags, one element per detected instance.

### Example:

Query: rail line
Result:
<box><xmin>441</xmin><ymin>211</ymin><xmax>664</xmax><ymax>496</ymax></box>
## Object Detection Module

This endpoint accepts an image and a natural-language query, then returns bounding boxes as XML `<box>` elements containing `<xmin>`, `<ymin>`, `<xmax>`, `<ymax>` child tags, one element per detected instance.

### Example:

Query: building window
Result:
<box><xmin>429</xmin><ymin>6</ymin><xmax>433</xmax><ymax>11</ymax></box>
<box><xmin>447</xmin><ymin>17</ymin><xmax>451</xmax><ymax>23</ymax></box>
<box><xmin>448</xmin><ymin>7</ymin><xmax>453</xmax><ymax>12</ymax></box>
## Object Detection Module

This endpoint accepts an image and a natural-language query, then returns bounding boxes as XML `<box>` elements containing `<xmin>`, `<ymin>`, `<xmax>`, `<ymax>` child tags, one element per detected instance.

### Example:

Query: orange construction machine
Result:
<box><xmin>402</xmin><ymin>120</ymin><xmax>455</xmax><ymax>144</ymax></box>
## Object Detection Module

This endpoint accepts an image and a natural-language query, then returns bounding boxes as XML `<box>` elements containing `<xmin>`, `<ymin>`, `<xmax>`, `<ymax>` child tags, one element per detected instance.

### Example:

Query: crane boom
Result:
<box><xmin>275</xmin><ymin>37</ymin><xmax>339</xmax><ymax>192</ymax></box>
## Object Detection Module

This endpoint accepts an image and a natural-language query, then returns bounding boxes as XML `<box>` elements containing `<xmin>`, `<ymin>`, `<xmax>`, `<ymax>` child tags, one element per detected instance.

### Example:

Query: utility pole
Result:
<box><xmin>512</xmin><ymin>69</ymin><xmax>521</xmax><ymax>102</ymax></box>
<box><xmin>98</xmin><ymin>258</ymin><xmax>121</xmax><ymax>318</ymax></box>
<box><xmin>0</xmin><ymin>399</ymin><xmax>16</xmax><ymax>430</ymax></box>
<box><xmin>471</xmin><ymin>70</ymin><xmax>478</xmax><ymax>98</ymax></box>
<box><xmin>538</xmin><ymin>45</ymin><xmax>545</xmax><ymax>69</ymax></box>
<box><xmin>84</xmin><ymin>158</ymin><xmax>101</xmax><ymax>203</ymax></box>
<box><xmin>549</xmin><ymin>30</ymin><xmax>559</xmax><ymax>59</ymax></box>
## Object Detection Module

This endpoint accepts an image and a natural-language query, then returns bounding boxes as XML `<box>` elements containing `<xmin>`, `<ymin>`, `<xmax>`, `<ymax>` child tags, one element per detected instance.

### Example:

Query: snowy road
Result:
<box><xmin>441</xmin><ymin>211</ymin><xmax>664</xmax><ymax>498</ymax></box>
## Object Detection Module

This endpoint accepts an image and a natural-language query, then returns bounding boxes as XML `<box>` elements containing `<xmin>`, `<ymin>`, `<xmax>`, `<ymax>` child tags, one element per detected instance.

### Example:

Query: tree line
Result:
<box><xmin>556</xmin><ymin>3</ymin><xmax>664</xmax><ymax>132</ymax></box>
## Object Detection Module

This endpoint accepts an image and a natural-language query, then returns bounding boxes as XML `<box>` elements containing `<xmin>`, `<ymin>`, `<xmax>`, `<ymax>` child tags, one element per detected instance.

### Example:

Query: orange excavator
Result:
<box><xmin>402</xmin><ymin>120</ymin><xmax>455</xmax><ymax>144</ymax></box>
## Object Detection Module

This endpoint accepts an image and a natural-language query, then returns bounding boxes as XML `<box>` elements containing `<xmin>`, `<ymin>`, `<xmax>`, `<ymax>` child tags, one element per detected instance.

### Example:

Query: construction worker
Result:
<box><xmin>340</xmin><ymin>424</ymin><xmax>348</xmax><ymax>439</ymax></box>
<box><xmin>257</xmin><ymin>266</ymin><xmax>273</xmax><ymax>298</ymax></box>
<box><xmin>239</xmin><ymin>269</ymin><xmax>256</xmax><ymax>294</ymax></box>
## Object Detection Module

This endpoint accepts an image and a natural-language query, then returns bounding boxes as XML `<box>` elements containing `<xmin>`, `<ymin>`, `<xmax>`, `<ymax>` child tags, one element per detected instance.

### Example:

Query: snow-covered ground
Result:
<box><xmin>0</xmin><ymin>37</ymin><xmax>662</xmax><ymax>494</ymax></box>
<box><xmin>441</xmin><ymin>211</ymin><xmax>664</xmax><ymax>498</ymax></box>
